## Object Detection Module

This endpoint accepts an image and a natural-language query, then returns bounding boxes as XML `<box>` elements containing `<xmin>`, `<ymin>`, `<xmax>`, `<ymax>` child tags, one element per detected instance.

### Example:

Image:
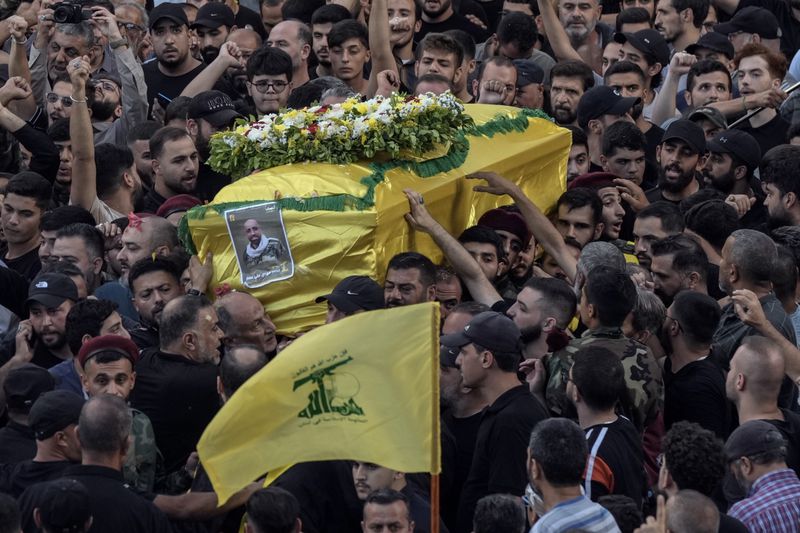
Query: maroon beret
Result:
<box><xmin>77</xmin><ymin>335</ymin><xmax>140</xmax><ymax>368</ymax></box>
<box><xmin>155</xmin><ymin>194</ymin><xmax>202</xmax><ymax>219</ymax></box>
<box><xmin>477</xmin><ymin>208</ymin><xmax>531</xmax><ymax>246</ymax></box>
<box><xmin>567</xmin><ymin>172</ymin><xmax>618</xmax><ymax>191</ymax></box>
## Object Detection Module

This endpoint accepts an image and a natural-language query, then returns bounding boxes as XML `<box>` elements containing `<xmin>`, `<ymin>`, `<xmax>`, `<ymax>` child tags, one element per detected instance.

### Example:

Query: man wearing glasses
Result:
<box><xmin>245</xmin><ymin>46</ymin><xmax>294</xmax><ymax>116</ymax></box>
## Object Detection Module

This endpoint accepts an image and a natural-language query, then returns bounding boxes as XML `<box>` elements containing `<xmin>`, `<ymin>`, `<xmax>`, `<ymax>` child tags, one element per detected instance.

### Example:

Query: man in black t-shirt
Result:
<box><xmin>645</xmin><ymin>120</ymin><xmax>705</xmax><ymax>205</ymax></box>
<box><xmin>1</xmin><ymin>173</ymin><xmax>52</xmax><ymax>282</ymax></box>
<box><xmin>143</xmin><ymin>4</ymin><xmax>205</xmax><ymax>119</ymax></box>
<box><xmin>0</xmin><ymin>364</ymin><xmax>54</xmax><ymax>465</ymax></box>
<box><xmin>441</xmin><ymin>311</ymin><xmax>548</xmax><ymax>533</ymax></box>
<box><xmin>416</xmin><ymin>0</ymin><xmax>490</xmax><ymax>43</ymax></box>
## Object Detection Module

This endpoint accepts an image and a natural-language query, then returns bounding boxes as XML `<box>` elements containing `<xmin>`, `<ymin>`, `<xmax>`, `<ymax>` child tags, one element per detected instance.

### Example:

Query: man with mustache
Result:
<box><xmin>140</xmin><ymin>126</ymin><xmax>200</xmax><ymax>214</ymax></box>
<box><xmin>267</xmin><ymin>20</ymin><xmax>312</xmax><ymax>90</ymax></box>
<box><xmin>128</xmin><ymin>256</ymin><xmax>184</xmax><ymax>350</ymax></box>
<box><xmin>715</xmin><ymin>0</ymin><xmax>800</xmax><ymax>59</ymax></box>
<box><xmin>191</xmin><ymin>3</ymin><xmax>235</xmax><ymax>64</ymax></box>
<box><xmin>548</xmin><ymin>60</ymin><xmax>595</xmax><ymax>127</ymax></box>
<box><xmin>645</xmin><ymin>119</ymin><xmax>705</xmax><ymax>205</ymax></box>
<box><xmin>762</xmin><ymin>144</ymin><xmax>800</xmax><ymax>229</ymax></box>
<box><xmin>311</xmin><ymin>4</ymin><xmax>351</xmax><ymax>79</ymax></box>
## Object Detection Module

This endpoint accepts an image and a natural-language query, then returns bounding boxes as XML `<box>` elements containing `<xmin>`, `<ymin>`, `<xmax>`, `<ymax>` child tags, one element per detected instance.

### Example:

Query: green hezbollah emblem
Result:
<box><xmin>294</xmin><ymin>356</ymin><xmax>365</xmax><ymax>419</ymax></box>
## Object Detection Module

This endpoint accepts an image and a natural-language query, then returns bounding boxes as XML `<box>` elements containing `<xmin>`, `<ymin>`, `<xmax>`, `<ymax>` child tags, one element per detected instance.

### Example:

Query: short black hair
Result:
<box><xmin>65</xmin><ymin>299</ymin><xmax>119</xmax><ymax>356</ymax></box>
<box><xmin>56</xmin><ymin>223</ymin><xmax>105</xmax><ymax>261</ymax></box>
<box><xmin>40</xmin><ymin>206</ymin><xmax>96</xmax><ymax>232</ymax></box>
<box><xmin>472</xmin><ymin>494</ymin><xmax>526</xmax><ymax>533</ymax></box>
<box><xmin>164</xmin><ymin>96</ymin><xmax>192</xmax><ymax>124</ymax></box>
<box><xmin>773</xmin><ymin>245</ymin><xmax>797</xmax><ymax>302</ymax></box>
<box><xmin>127</xmin><ymin>120</ymin><xmax>161</xmax><ymax>145</ymax></box>
<box><xmin>523</xmin><ymin>277</ymin><xmax>577</xmax><ymax>329</ymax></box>
<box><xmin>556</xmin><ymin>188</ymin><xmax>603</xmax><ymax>225</ymax></box>
<box><xmin>584</xmin><ymin>265</ymin><xmax>637</xmax><ymax>327</ymax></box>
<box><xmin>662</xmin><ymin>421</ymin><xmax>725</xmax><ymax>495</ymax></box>
<box><xmin>444</xmin><ymin>29</ymin><xmax>476</xmax><ymax>61</ymax></box>
<box><xmin>416</xmin><ymin>32</ymin><xmax>464</xmax><ymax>66</ymax></box>
<box><xmin>650</xmin><ymin>233</ymin><xmax>708</xmax><ymax>282</ymax></box>
<box><xmin>771</xmin><ymin>226</ymin><xmax>800</xmax><ymax>266</ymax></box>
<box><xmin>128</xmin><ymin>256</ymin><xmax>181</xmax><ymax>294</ymax></box>
<box><xmin>95</xmin><ymin>144</ymin><xmax>135</xmax><ymax>198</ymax></box>
<box><xmin>386</xmin><ymin>252</ymin><xmax>436</xmax><ymax>287</ymax></box>
<box><xmin>566</xmin><ymin>124</ymin><xmax>588</xmax><ymax>150</ymax></box>
<box><xmin>601</xmin><ymin>120</ymin><xmax>647</xmax><ymax>158</ymax></box>
<box><xmin>497</xmin><ymin>11</ymin><xmax>537</xmax><ymax>53</ymax></box>
<box><xmin>281</xmin><ymin>0</ymin><xmax>324</xmax><ymax>23</ymax></box>
<box><xmin>475</xmin><ymin>56</ymin><xmax>515</xmax><ymax>83</ymax></box>
<box><xmin>616</xmin><ymin>7</ymin><xmax>651</xmax><ymax>32</ymax></box>
<box><xmin>0</xmin><ymin>494</ymin><xmax>20</xmax><ymax>533</ymax></box>
<box><xmin>219</xmin><ymin>345</ymin><xmax>269</xmax><ymax>398</ymax></box>
<box><xmin>246</xmin><ymin>487</ymin><xmax>301</xmax><ymax>533</ymax></box>
<box><xmin>286</xmin><ymin>82</ymin><xmax>325</xmax><ymax>108</ymax></box>
<box><xmin>684</xmin><ymin>200</ymin><xmax>739</xmax><ymax>251</ymax></box>
<box><xmin>246</xmin><ymin>45</ymin><xmax>294</xmax><ymax>82</ymax></box>
<box><xmin>637</xmin><ymin>202</ymin><xmax>685</xmax><ymax>234</ymax></box>
<box><xmin>311</xmin><ymin>3</ymin><xmax>352</xmax><ymax>25</ymax></box>
<box><xmin>528</xmin><ymin>418</ymin><xmax>587</xmax><ymax>487</ymax></box>
<box><xmin>598</xmin><ymin>495</ymin><xmax>643</xmax><ymax>533</ymax></box>
<box><xmin>150</xmin><ymin>126</ymin><xmax>193</xmax><ymax>160</ymax></box>
<box><xmin>47</xmin><ymin>117</ymin><xmax>70</xmax><ymax>143</ymax></box>
<box><xmin>761</xmin><ymin>144</ymin><xmax>800</xmax><ymax>199</ymax></box>
<box><xmin>458</xmin><ymin>225</ymin><xmax>506</xmax><ymax>263</ymax></box>
<box><xmin>159</xmin><ymin>294</ymin><xmax>213</xmax><ymax>348</ymax></box>
<box><xmin>671</xmin><ymin>291</ymin><xmax>721</xmax><ymax>346</ymax></box>
<box><xmin>687</xmin><ymin>59</ymin><xmax>731</xmax><ymax>92</ymax></box>
<box><xmin>571</xmin><ymin>346</ymin><xmax>626</xmax><ymax>410</ymax></box>
<box><xmin>672</xmin><ymin>0</ymin><xmax>710</xmax><ymax>29</ymax></box>
<box><xmin>604</xmin><ymin>59</ymin><xmax>646</xmax><ymax>84</ymax></box>
<box><xmin>6</xmin><ymin>172</ymin><xmax>52</xmax><ymax>211</ymax></box>
<box><xmin>550</xmin><ymin>60</ymin><xmax>595</xmax><ymax>92</ymax></box>
<box><xmin>364</xmin><ymin>489</ymin><xmax>410</xmax><ymax>516</ymax></box>
<box><xmin>327</xmin><ymin>19</ymin><xmax>368</xmax><ymax>49</ymax></box>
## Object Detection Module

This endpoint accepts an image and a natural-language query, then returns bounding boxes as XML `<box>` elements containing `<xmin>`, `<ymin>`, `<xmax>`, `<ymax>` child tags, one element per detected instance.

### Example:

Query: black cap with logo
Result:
<box><xmin>315</xmin><ymin>275</ymin><xmax>384</xmax><ymax>314</ymax></box>
<box><xmin>26</xmin><ymin>273</ymin><xmax>79</xmax><ymax>311</ymax></box>
<box><xmin>440</xmin><ymin>311</ymin><xmax>522</xmax><ymax>353</ymax></box>
<box><xmin>577</xmin><ymin>85</ymin><xmax>640</xmax><ymax>128</ymax></box>
<box><xmin>187</xmin><ymin>90</ymin><xmax>243</xmax><ymax>128</ymax></box>
<box><xmin>614</xmin><ymin>29</ymin><xmax>670</xmax><ymax>67</ymax></box>
<box><xmin>661</xmin><ymin>119</ymin><xmax>706</xmax><ymax>154</ymax></box>
<box><xmin>191</xmin><ymin>2</ymin><xmax>235</xmax><ymax>29</ymax></box>
<box><xmin>707</xmin><ymin>129</ymin><xmax>762</xmax><ymax>171</ymax></box>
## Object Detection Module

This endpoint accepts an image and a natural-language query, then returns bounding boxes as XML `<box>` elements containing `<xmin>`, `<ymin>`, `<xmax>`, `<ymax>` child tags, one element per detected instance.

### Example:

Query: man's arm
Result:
<box><xmin>731</xmin><ymin>289</ymin><xmax>800</xmax><ymax>383</ymax></box>
<box><xmin>708</xmin><ymin>88</ymin><xmax>787</xmax><ymax>120</ymax></box>
<box><xmin>6</xmin><ymin>16</ymin><xmax>37</xmax><ymax>120</ymax></box>
<box><xmin>366</xmin><ymin>0</ymin><xmax>399</xmax><ymax>98</ymax></box>
<box><xmin>153</xmin><ymin>481</ymin><xmax>261</xmax><ymax>520</ymax></box>
<box><xmin>67</xmin><ymin>55</ymin><xmax>98</xmax><ymax>211</ymax></box>
<box><xmin>404</xmin><ymin>189</ymin><xmax>503</xmax><ymax>306</ymax></box>
<box><xmin>649</xmin><ymin>53</ymin><xmax>694</xmax><ymax>127</ymax></box>
<box><xmin>180</xmin><ymin>42</ymin><xmax>242</xmax><ymax>98</ymax></box>
<box><xmin>536</xmin><ymin>0</ymin><xmax>583</xmax><ymax>63</ymax></box>
<box><xmin>30</xmin><ymin>1</ymin><xmax>57</xmax><ymax>108</ymax></box>
<box><xmin>467</xmin><ymin>172</ymin><xmax>578</xmax><ymax>282</ymax></box>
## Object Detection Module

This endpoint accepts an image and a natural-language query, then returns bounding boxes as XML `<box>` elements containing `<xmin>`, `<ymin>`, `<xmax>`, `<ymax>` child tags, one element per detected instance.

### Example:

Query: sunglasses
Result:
<box><xmin>45</xmin><ymin>92</ymin><xmax>73</xmax><ymax>107</ymax></box>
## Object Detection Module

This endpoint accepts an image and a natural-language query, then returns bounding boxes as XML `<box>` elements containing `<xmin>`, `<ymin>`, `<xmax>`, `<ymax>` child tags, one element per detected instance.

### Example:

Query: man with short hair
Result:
<box><xmin>51</xmin><ymin>224</ymin><xmax>105</xmax><ymax>295</ymax></box>
<box><xmin>267</xmin><ymin>20</ymin><xmax>312</xmax><ymax>89</ymax></box>
<box><xmin>614</xmin><ymin>29</ymin><xmax>670</xmax><ymax>105</ymax></box>
<box><xmin>654</xmin><ymin>0</ymin><xmax>707</xmax><ymax>52</ymax></box>
<box><xmin>566</xmin><ymin>126</ymin><xmax>591</xmax><ymax>182</ymax></box>
<box><xmin>0</xmin><ymin>390</ymin><xmax>83</xmax><ymax>498</ymax></box>
<box><xmin>127</xmin><ymin>257</ymin><xmax>184</xmax><ymax>350</ymax></box>
<box><xmin>649</xmin><ymin>234</ymin><xmax>709</xmax><ymax>304</ymax></box>
<box><xmin>443</xmin><ymin>29</ymin><xmax>477</xmax><ymax>103</ymax></box>
<box><xmin>567</xmin><ymin>173</ymin><xmax>627</xmax><ymax>242</ymax></box>
<box><xmin>329</xmin><ymin>20</ymin><xmax>371</xmax><ymax>95</ymax></box>
<box><xmin>548</xmin><ymin>60</ymin><xmax>595</xmax><ymax>126</ymax></box>
<box><xmin>472</xmin><ymin>56</ymin><xmax>518</xmax><ymax>106</ymax></box>
<box><xmin>555</xmin><ymin>187</ymin><xmax>603</xmax><ymax>246</ymax></box>
<box><xmin>600</xmin><ymin>121</ymin><xmax>649</xmax><ymax>187</ymax></box>
<box><xmin>143</xmin><ymin>4</ymin><xmax>205</xmax><ymax>117</ymax></box>
<box><xmin>661</xmin><ymin>291</ymin><xmax>728</xmax><ymax>438</ymax></box>
<box><xmin>361</xmin><ymin>489</ymin><xmax>415</xmax><ymax>533</ymax></box>
<box><xmin>568</xmin><ymin>346</ymin><xmax>646</xmax><ymax>506</ymax></box>
<box><xmin>761</xmin><ymin>144</ymin><xmax>800</xmax><ymax>229</ymax></box>
<box><xmin>384</xmin><ymin>252</ymin><xmax>437</xmax><ymax>307</ymax></box>
<box><xmin>191</xmin><ymin>2</ymin><xmax>236</xmax><ymax>64</ymax></box>
<box><xmin>0</xmin><ymin>365</ymin><xmax>54</xmax><ymax>464</ymax></box>
<box><xmin>646</xmin><ymin>119</ymin><xmax>706</xmax><ymax>204</ymax></box>
<box><xmin>457</xmin><ymin>226</ymin><xmax>506</xmax><ymax>285</ymax></box>
<box><xmin>38</xmin><ymin>207</ymin><xmax>95</xmax><ymax>273</ymax></box>
<box><xmin>526</xmin><ymin>418</ymin><xmax>620</xmax><ymax>532</ymax></box>
<box><xmin>141</xmin><ymin>127</ymin><xmax>200</xmax><ymax>213</ymax></box>
<box><xmin>725</xmin><ymin>420</ymin><xmax>800</xmax><ymax>530</ymax></box>
<box><xmin>415</xmin><ymin>32</ymin><xmax>465</xmax><ymax>87</ymax></box>
<box><xmin>245</xmin><ymin>487</ymin><xmax>302</xmax><ymax>533</ymax></box>
<box><xmin>215</xmin><ymin>291</ymin><xmax>278</xmax><ymax>355</ymax></box>
<box><xmin>127</xmin><ymin>121</ymin><xmax>160</xmax><ymax>189</ymax></box>
<box><xmin>246</xmin><ymin>45</ymin><xmax>294</xmax><ymax>117</ymax></box>
<box><xmin>131</xmin><ymin>295</ymin><xmax>222</xmax><ymax>474</ymax></box>
<box><xmin>578</xmin><ymin>86</ymin><xmax>638</xmax><ymax>170</ymax></box>
<box><xmin>546</xmin><ymin>0</ymin><xmax>612</xmax><ymax>73</ymax></box>
<box><xmin>472</xmin><ymin>494</ymin><xmax>525</xmax><ymax>533</ymax></box>
<box><xmin>2</xmin><ymin>172</ymin><xmax>52</xmax><ymax>281</ymax></box>
<box><xmin>442</xmin><ymin>311</ymin><xmax>548</xmax><ymax>533</ymax></box>
<box><xmin>315</xmin><ymin>275</ymin><xmax>384</xmax><ymax>324</ymax></box>
<box><xmin>632</xmin><ymin>202</ymin><xmax>685</xmax><ymax>269</ymax></box>
<box><xmin>311</xmin><ymin>4</ymin><xmax>352</xmax><ymax>79</ymax></box>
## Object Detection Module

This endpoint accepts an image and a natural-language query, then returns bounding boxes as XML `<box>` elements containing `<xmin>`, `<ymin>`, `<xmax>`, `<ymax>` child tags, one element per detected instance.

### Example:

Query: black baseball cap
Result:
<box><xmin>685</xmin><ymin>31</ymin><xmax>735</xmax><ymax>60</ymax></box>
<box><xmin>724</xmin><ymin>420</ymin><xmax>787</xmax><ymax>461</ymax></box>
<box><xmin>714</xmin><ymin>7</ymin><xmax>781</xmax><ymax>40</ymax></box>
<box><xmin>191</xmin><ymin>2</ymin><xmax>235</xmax><ymax>29</ymax></box>
<box><xmin>38</xmin><ymin>479</ymin><xmax>91</xmax><ymax>533</ymax></box>
<box><xmin>707</xmin><ymin>129</ymin><xmax>762</xmax><ymax>170</ymax></box>
<box><xmin>577</xmin><ymin>85</ymin><xmax>640</xmax><ymax>128</ymax></box>
<box><xmin>440</xmin><ymin>311</ymin><xmax>522</xmax><ymax>353</ymax></box>
<box><xmin>513</xmin><ymin>59</ymin><xmax>544</xmax><ymax>87</ymax></box>
<box><xmin>661</xmin><ymin>119</ymin><xmax>706</xmax><ymax>154</ymax></box>
<box><xmin>148</xmin><ymin>3</ymin><xmax>189</xmax><ymax>30</ymax></box>
<box><xmin>29</xmin><ymin>390</ymin><xmax>85</xmax><ymax>440</ymax></box>
<box><xmin>440</xmin><ymin>344</ymin><xmax>459</xmax><ymax>368</ymax></box>
<box><xmin>3</xmin><ymin>363</ymin><xmax>55</xmax><ymax>412</ymax></box>
<box><xmin>315</xmin><ymin>275</ymin><xmax>384</xmax><ymax>314</ymax></box>
<box><xmin>187</xmin><ymin>90</ymin><xmax>243</xmax><ymax>128</ymax></box>
<box><xmin>614</xmin><ymin>29</ymin><xmax>670</xmax><ymax>67</ymax></box>
<box><xmin>686</xmin><ymin>106</ymin><xmax>728</xmax><ymax>130</ymax></box>
<box><xmin>26</xmin><ymin>273</ymin><xmax>79</xmax><ymax>311</ymax></box>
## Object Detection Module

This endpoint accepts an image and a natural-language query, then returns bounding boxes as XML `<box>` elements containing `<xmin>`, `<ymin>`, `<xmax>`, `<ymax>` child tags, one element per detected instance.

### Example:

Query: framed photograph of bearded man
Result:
<box><xmin>224</xmin><ymin>202</ymin><xmax>294</xmax><ymax>288</ymax></box>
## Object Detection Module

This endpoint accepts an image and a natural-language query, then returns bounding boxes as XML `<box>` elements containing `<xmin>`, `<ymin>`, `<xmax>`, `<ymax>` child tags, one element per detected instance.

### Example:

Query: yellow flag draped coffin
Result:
<box><xmin>197</xmin><ymin>302</ymin><xmax>441</xmax><ymax>505</ymax></box>
<box><xmin>180</xmin><ymin>101</ymin><xmax>571</xmax><ymax>334</ymax></box>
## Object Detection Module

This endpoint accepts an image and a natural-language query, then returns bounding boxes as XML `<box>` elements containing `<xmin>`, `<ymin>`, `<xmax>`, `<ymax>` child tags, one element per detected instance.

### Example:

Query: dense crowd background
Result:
<box><xmin>0</xmin><ymin>0</ymin><xmax>799</xmax><ymax>531</ymax></box>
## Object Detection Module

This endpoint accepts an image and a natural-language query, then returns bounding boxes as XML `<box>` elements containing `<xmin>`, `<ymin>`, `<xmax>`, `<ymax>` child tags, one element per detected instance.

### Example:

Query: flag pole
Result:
<box><xmin>431</xmin><ymin>473</ymin><xmax>440</xmax><ymax>533</ymax></box>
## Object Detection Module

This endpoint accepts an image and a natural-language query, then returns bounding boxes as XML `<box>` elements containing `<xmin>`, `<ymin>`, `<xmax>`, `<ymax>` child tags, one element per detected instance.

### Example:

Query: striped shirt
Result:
<box><xmin>728</xmin><ymin>468</ymin><xmax>800</xmax><ymax>533</ymax></box>
<box><xmin>531</xmin><ymin>495</ymin><xmax>621</xmax><ymax>533</ymax></box>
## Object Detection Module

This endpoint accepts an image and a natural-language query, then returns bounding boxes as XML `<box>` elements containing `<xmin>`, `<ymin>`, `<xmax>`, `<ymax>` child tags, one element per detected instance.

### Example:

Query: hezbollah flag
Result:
<box><xmin>197</xmin><ymin>302</ymin><xmax>441</xmax><ymax>504</ymax></box>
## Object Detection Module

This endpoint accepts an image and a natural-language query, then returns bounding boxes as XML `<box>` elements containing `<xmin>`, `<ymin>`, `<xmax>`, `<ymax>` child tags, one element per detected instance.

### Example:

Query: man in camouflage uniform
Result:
<box><xmin>78</xmin><ymin>334</ymin><xmax>158</xmax><ymax>492</ymax></box>
<box><xmin>545</xmin><ymin>265</ymin><xmax>662</xmax><ymax>433</ymax></box>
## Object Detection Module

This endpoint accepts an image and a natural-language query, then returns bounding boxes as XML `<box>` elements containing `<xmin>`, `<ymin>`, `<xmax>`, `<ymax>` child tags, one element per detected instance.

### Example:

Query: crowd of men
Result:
<box><xmin>1</xmin><ymin>0</ymin><xmax>800</xmax><ymax>531</ymax></box>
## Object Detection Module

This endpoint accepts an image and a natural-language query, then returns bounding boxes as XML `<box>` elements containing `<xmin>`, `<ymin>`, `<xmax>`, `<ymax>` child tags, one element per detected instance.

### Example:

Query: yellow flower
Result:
<box><xmin>355</xmin><ymin>103</ymin><xmax>369</xmax><ymax>114</ymax></box>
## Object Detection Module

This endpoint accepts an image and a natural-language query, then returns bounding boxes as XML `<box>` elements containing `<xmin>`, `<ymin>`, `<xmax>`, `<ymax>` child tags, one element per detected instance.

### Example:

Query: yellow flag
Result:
<box><xmin>197</xmin><ymin>302</ymin><xmax>441</xmax><ymax>504</ymax></box>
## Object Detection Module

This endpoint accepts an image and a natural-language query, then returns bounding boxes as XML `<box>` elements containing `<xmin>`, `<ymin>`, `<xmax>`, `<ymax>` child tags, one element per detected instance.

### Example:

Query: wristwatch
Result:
<box><xmin>109</xmin><ymin>38</ymin><xmax>129</xmax><ymax>50</ymax></box>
